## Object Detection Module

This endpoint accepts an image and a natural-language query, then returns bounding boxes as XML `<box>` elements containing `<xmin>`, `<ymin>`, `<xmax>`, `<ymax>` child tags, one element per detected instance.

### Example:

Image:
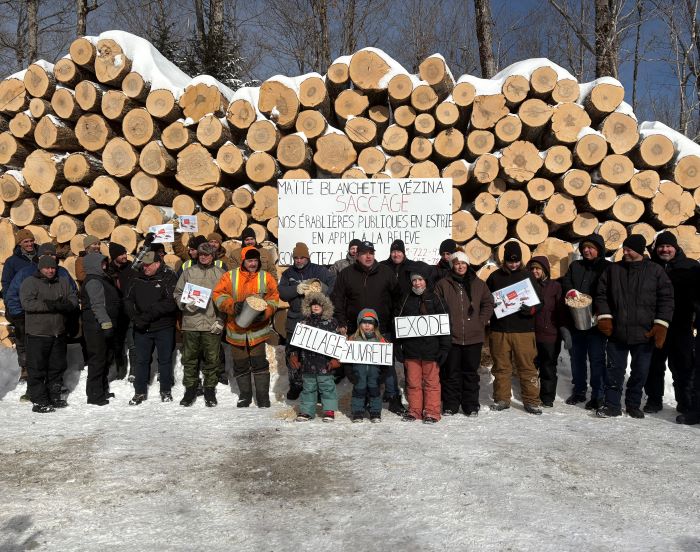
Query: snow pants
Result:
<box><xmin>26</xmin><ymin>333</ymin><xmax>67</xmax><ymax>405</ymax></box>
<box><xmin>644</xmin><ymin>325</ymin><xmax>694</xmax><ymax>410</ymax></box>
<box><xmin>405</xmin><ymin>359</ymin><xmax>441</xmax><ymax>420</ymax></box>
<box><xmin>440</xmin><ymin>343</ymin><xmax>483</xmax><ymax>414</ymax></box>
<box><xmin>299</xmin><ymin>373</ymin><xmax>337</xmax><ymax>418</ymax></box>
<box><xmin>351</xmin><ymin>365</ymin><xmax>382</xmax><ymax>414</ymax></box>
<box><xmin>536</xmin><ymin>340</ymin><xmax>561</xmax><ymax>405</ymax></box>
<box><xmin>231</xmin><ymin>341</ymin><xmax>270</xmax><ymax>407</ymax></box>
<box><xmin>604</xmin><ymin>340</ymin><xmax>654</xmax><ymax>410</ymax></box>
<box><xmin>489</xmin><ymin>331</ymin><xmax>541</xmax><ymax>407</ymax></box>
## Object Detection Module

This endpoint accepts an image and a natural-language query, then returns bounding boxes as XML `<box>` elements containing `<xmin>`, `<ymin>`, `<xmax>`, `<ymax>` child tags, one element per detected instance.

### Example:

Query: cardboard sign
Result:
<box><xmin>290</xmin><ymin>324</ymin><xmax>346</xmax><ymax>359</ymax></box>
<box><xmin>180</xmin><ymin>283</ymin><xmax>212</xmax><ymax>308</ymax></box>
<box><xmin>149</xmin><ymin>224</ymin><xmax>174</xmax><ymax>243</ymax></box>
<box><xmin>492</xmin><ymin>278</ymin><xmax>540</xmax><ymax>319</ymax></box>
<box><xmin>339</xmin><ymin>341</ymin><xmax>393</xmax><ymax>366</ymax></box>
<box><xmin>394</xmin><ymin>314</ymin><xmax>450</xmax><ymax>339</ymax></box>
<box><xmin>178</xmin><ymin>215</ymin><xmax>198</xmax><ymax>233</ymax></box>
<box><xmin>278</xmin><ymin>178</ymin><xmax>452</xmax><ymax>266</ymax></box>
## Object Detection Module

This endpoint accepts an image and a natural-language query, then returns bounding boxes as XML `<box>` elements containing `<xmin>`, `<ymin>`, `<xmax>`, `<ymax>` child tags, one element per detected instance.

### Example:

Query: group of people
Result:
<box><xmin>2</xmin><ymin>224</ymin><xmax>699</xmax><ymax>427</ymax></box>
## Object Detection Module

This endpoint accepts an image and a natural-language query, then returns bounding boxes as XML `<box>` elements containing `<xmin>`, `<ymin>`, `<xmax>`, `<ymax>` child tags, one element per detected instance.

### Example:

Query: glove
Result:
<box><xmin>296</xmin><ymin>281</ymin><xmax>309</xmax><ymax>295</ymax></box>
<box><xmin>597</xmin><ymin>317</ymin><xmax>613</xmax><ymax>337</ymax></box>
<box><xmin>560</xmin><ymin>327</ymin><xmax>573</xmax><ymax>350</ymax></box>
<box><xmin>566</xmin><ymin>290</ymin><xmax>579</xmax><ymax>299</ymax></box>
<box><xmin>143</xmin><ymin>232</ymin><xmax>155</xmax><ymax>246</ymax></box>
<box><xmin>288</xmin><ymin>353</ymin><xmax>300</xmax><ymax>370</ymax></box>
<box><xmin>210</xmin><ymin>321</ymin><xmax>224</xmax><ymax>335</ymax></box>
<box><xmin>233</xmin><ymin>301</ymin><xmax>245</xmax><ymax>315</ymax></box>
<box><xmin>53</xmin><ymin>298</ymin><xmax>75</xmax><ymax>313</ymax></box>
<box><xmin>394</xmin><ymin>346</ymin><xmax>404</xmax><ymax>363</ymax></box>
<box><xmin>101</xmin><ymin>322</ymin><xmax>114</xmax><ymax>339</ymax></box>
<box><xmin>327</xmin><ymin>359</ymin><xmax>341</xmax><ymax>370</ymax></box>
<box><xmin>519</xmin><ymin>303</ymin><xmax>535</xmax><ymax>316</ymax></box>
<box><xmin>44</xmin><ymin>299</ymin><xmax>59</xmax><ymax>311</ymax></box>
<box><xmin>185</xmin><ymin>303</ymin><xmax>199</xmax><ymax>313</ymax></box>
<box><xmin>645</xmin><ymin>323</ymin><xmax>668</xmax><ymax>349</ymax></box>
<box><xmin>437</xmin><ymin>350</ymin><xmax>449</xmax><ymax>366</ymax></box>
<box><xmin>253</xmin><ymin>309</ymin><xmax>267</xmax><ymax>323</ymax></box>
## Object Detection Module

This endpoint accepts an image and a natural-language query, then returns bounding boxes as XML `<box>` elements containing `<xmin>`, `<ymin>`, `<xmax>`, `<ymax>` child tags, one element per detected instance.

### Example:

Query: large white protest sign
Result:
<box><xmin>290</xmin><ymin>323</ymin><xmax>394</xmax><ymax>366</ymax></box>
<box><xmin>394</xmin><ymin>314</ymin><xmax>450</xmax><ymax>339</ymax></box>
<box><xmin>339</xmin><ymin>341</ymin><xmax>393</xmax><ymax>366</ymax></box>
<box><xmin>290</xmin><ymin>323</ymin><xmax>346</xmax><ymax>359</ymax></box>
<box><xmin>278</xmin><ymin>178</ymin><xmax>452</xmax><ymax>265</ymax></box>
<box><xmin>492</xmin><ymin>278</ymin><xmax>540</xmax><ymax>319</ymax></box>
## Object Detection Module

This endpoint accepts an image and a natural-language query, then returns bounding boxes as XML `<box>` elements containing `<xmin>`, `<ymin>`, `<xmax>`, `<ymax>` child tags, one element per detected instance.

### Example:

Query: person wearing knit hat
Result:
<box><xmin>439</xmin><ymin>239</ymin><xmax>457</xmax><ymax>256</ymax></box>
<box><xmin>644</xmin><ymin>231</ymin><xmax>700</xmax><ymax>420</ymax></box>
<box><xmin>37</xmin><ymin>243</ymin><xmax>57</xmax><ymax>257</ymax></box>
<box><xmin>430</xmin><ymin>238</ymin><xmax>459</xmax><ymax>286</ymax></box>
<box><xmin>279</xmin><ymin>241</ymin><xmax>335</xmax><ymax>399</ymax></box>
<box><xmin>434</xmin><ymin>246</ymin><xmax>494</xmax><ymax>416</ymax></box>
<box><xmin>2</xmin><ymin>230</ymin><xmax>37</xmax><ymax>296</ymax></box>
<box><xmin>329</xmin><ymin>238</ymin><xmax>362</xmax><ymax>276</ymax></box>
<box><xmin>594</xmin><ymin>234</ymin><xmax>675</xmax><ymax>419</ymax></box>
<box><xmin>108</xmin><ymin>242</ymin><xmax>126</xmax><ymax>260</ymax></box>
<box><xmin>241</xmin><ymin>227</ymin><xmax>256</xmax><ymax>246</ymax></box>
<box><xmin>390</xmin><ymin>239</ymin><xmax>406</xmax><ymax>254</ymax></box>
<box><xmin>74</xmin><ymin>236</ymin><xmax>102</xmax><ymax>285</ymax></box>
<box><xmin>485</xmin><ymin>241</ymin><xmax>544</xmax><ymax>415</ymax></box>
<box><xmin>212</xmin><ymin>240</ymin><xmax>280</xmax><ymax>409</ymax></box>
<box><xmin>105</xmin><ymin>241</ymin><xmax>134</xmax><ymax>382</ymax></box>
<box><xmin>228</xmin><ymin>229</ymin><xmax>278</xmax><ymax>279</ymax></box>
<box><xmin>560</xmin><ymin>233</ymin><xmax>610</xmax><ymax>409</ymax></box>
<box><xmin>205</xmin><ymin>232</ymin><xmax>231</xmax><ymax>271</ymax></box>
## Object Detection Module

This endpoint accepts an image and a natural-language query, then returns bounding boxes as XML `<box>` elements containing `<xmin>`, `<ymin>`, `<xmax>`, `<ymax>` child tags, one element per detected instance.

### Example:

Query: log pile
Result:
<box><xmin>2</xmin><ymin>32</ymin><xmax>700</xmax><ymax>346</ymax></box>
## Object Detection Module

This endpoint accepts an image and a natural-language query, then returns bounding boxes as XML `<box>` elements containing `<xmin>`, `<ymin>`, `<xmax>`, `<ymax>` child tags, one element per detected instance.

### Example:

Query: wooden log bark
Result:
<box><xmin>673</xmin><ymin>155</ymin><xmax>700</xmax><ymax>190</ymax></box>
<box><xmin>34</xmin><ymin>116</ymin><xmax>80</xmax><ymax>151</ymax></box>
<box><xmin>146</xmin><ymin>89</ymin><xmax>182</xmax><ymax>123</ymax></box>
<box><xmin>216</xmin><ymin>142</ymin><xmax>246</xmax><ymax>177</ymax></box>
<box><xmin>497</xmin><ymin>189</ymin><xmax>528</xmax><ymax>220</ymax></box>
<box><xmin>629</xmin><ymin>170</ymin><xmax>660</xmax><ymax>199</ymax></box>
<box><xmin>583</xmin><ymin>82</ymin><xmax>625</xmax><ymax>121</ymax></box>
<box><xmin>541</xmin><ymin>145</ymin><xmax>573</xmax><ymax>177</ymax></box>
<box><xmin>434</xmin><ymin>101</ymin><xmax>461</xmax><ymax>129</ymax></box>
<box><xmin>345</xmin><ymin>117</ymin><xmax>377</xmax><ymax>148</ymax></box>
<box><xmin>51</xmin><ymin>87</ymin><xmax>82</xmax><ymax>122</ymax></box>
<box><xmin>409</xmin><ymin>136</ymin><xmax>433</xmax><ymax>162</ymax></box>
<box><xmin>475</xmin><ymin>212</ymin><xmax>508</xmax><ymax>244</ymax></box>
<box><xmin>24</xmin><ymin>63</ymin><xmax>56</xmax><ymax>99</ymax></box>
<box><xmin>88</xmin><ymin>175</ymin><xmax>129</xmax><ymax>206</ymax></box>
<box><xmin>258</xmin><ymin>80</ymin><xmax>299</xmax><ymax>130</ymax></box>
<box><xmin>0</xmin><ymin>77</ymin><xmax>28</xmax><ymax>114</ymax></box>
<box><xmin>385</xmin><ymin>155</ymin><xmax>411</xmax><ymax>178</ymax></box>
<box><xmin>555</xmin><ymin>169</ymin><xmax>592</xmax><ymax>197</ymax></box>
<box><xmin>499</xmin><ymin>140</ymin><xmax>543</xmax><ymax>183</ymax></box>
<box><xmin>246</xmin><ymin>119</ymin><xmax>280</xmax><ymax>153</ymax></box>
<box><xmin>29</xmin><ymin>97</ymin><xmax>53</xmax><ymax>118</ymax></box>
<box><xmin>251</xmin><ymin>185</ymin><xmax>278</xmax><ymax>221</ymax></box>
<box><xmin>357</xmin><ymin>147</ymin><xmax>386</xmax><ymax>175</ymax></box>
<box><xmin>231</xmin><ymin>185</ymin><xmax>255</xmax><ymax>209</ymax></box>
<box><xmin>115</xmin><ymin>195</ymin><xmax>143</xmax><ymax>221</ymax></box>
<box><xmin>102</xmin><ymin>90</ymin><xmax>137</xmax><ymax>121</ymax></box>
<box><xmin>573</xmin><ymin>133</ymin><xmax>608</xmax><ymax>168</ymax></box>
<box><xmin>95</xmin><ymin>39</ymin><xmax>133</xmax><ymax>85</ymax></box>
<box><xmin>518</xmin><ymin>98</ymin><xmax>552</xmax><ymax>139</ymax></box>
<box><xmin>219</xmin><ymin>205</ymin><xmax>249</xmax><ymax>238</ymax></box>
<box><xmin>122</xmin><ymin>108</ymin><xmax>160</xmax><ymax>147</ymax></box>
<box><xmin>549</xmin><ymin>103</ymin><xmax>591</xmax><ymax>144</ymax></box>
<box><xmin>410</xmin><ymin>160</ymin><xmax>440</xmax><ymax>178</ymax></box>
<box><xmin>451</xmin><ymin>210</ymin><xmax>477</xmax><ymax>242</ymax></box>
<box><xmin>37</xmin><ymin>192</ymin><xmax>62</xmax><ymax>217</ymax></box>
<box><xmin>0</xmin><ymin>171</ymin><xmax>30</xmax><ymax>202</ymax></box>
<box><xmin>394</xmin><ymin>105</ymin><xmax>416</xmax><ymax>128</ymax></box>
<box><xmin>64</xmin><ymin>152</ymin><xmax>104</xmax><ymax>183</ymax></box>
<box><xmin>583</xmin><ymin>184</ymin><xmax>617</xmax><ymax>212</ymax></box>
<box><xmin>139</xmin><ymin>140</ymin><xmax>176</xmax><ymax>176</ymax></box>
<box><xmin>471</xmin><ymin>154</ymin><xmax>499</xmax><ymax>184</ymax></box>
<box><xmin>633</xmin><ymin>134</ymin><xmax>674</xmax><ymax>169</ymax></box>
<box><xmin>9</xmin><ymin>112</ymin><xmax>36</xmax><ymax>140</ymax></box>
<box><xmin>226</xmin><ymin>98</ymin><xmax>257</xmax><ymax>135</ymax></box>
<box><xmin>277</xmin><ymin>134</ymin><xmax>312</xmax><ymax>170</ymax></box>
<box><xmin>161</xmin><ymin>120</ymin><xmax>196</xmax><ymax>152</ymax></box>
<box><xmin>0</xmin><ymin>132</ymin><xmax>32</xmax><ymax>166</ymax></box>
<box><xmin>131</xmin><ymin>171</ymin><xmax>178</xmax><ymax>204</ymax></box>
<box><xmin>196</xmin><ymin>115</ymin><xmax>231</xmax><ymax>150</ymax></box>
<box><xmin>465</xmin><ymin>130</ymin><xmax>494</xmax><ymax>159</ymax></box>
<box><xmin>419</xmin><ymin>54</ymin><xmax>455</xmax><ymax>100</ymax></box>
<box><xmin>202</xmin><ymin>186</ymin><xmax>232</xmax><ymax>213</ymax></box>
<box><xmin>10</xmin><ymin>197</ymin><xmax>46</xmax><ymax>226</ymax></box>
<box><xmin>313</xmin><ymin>133</ymin><xmax>357</xmax><ymax>175</ymax></box>
<box><xmin>294</xmin><ymin>110</ymin><xmax>327</xmax><ymax>143</ymax></box>
<box><xmin>463</xmin><ymin>237</ymin><xmax>491</xmax><ymax>265</ymax></box>
<box><xmin>75</xmin><ymin>80</ymin><xmax>106</xmax><ymax>112</ymax></box>
<box><xmin>387</xmin><ymin>74</ymin><xmax>413</xmax><ymax>107</ymax></box>
<box><xmin>69</xmin><ymin>37</ymin><xmax>96</xmax><ymax>67</ymax></box>
<box><xmin>433</xmin><ymin>128</ymin><xmax>465</xmax><ymax>163</ymax></box>
<box><xmin>526</xmin><ymin>177</ymin><xmax>554</xmax><ymax>201</ymax></box>
<box><xmin>532</xmin><ymin>238</ymin><xmax>574</xmax><ymax>279</ymax></box>
<box><xmin>245</xmin><ymin>151</ymin><xmax>280</xmax><ymax>185</ymax></box>
<box><xmin>650</xmin><ymin>180</ymin><xmax>695</xmax><ymax>227</ymax></box>
<box><xmin>494</xmin><ymin>114</ymin><xmax>522</xmax><ymax>147</ymax></box>
<box><xmin>598</xmin><ymin>220</ymin><xmax>627</xmax><ymax>251</ymax></box>
<box><xmin>515</xmin><ymin>213</ymin><xmax>549</xmax><ymax>245</ymax></box>
<box><xmin>502</xmin><ymin>75</ymin><xmax>530</xmax><ymax>107</ymax></box>
<box><xmin>54</xmin><ymin>58</ymin><xmax>85</xmax><ymax>88</ymax></box>
<box><xmin>75</xmin><ymin>113</ymin><xmax>114</xmax><ymax>152</ymax></box>
<box><xmin>110</xmin><ymin>224</ymin><xmax>139</xmax><ymax>253</ymax></box>
<box><xmin>122</xmin><ymin>72</ymin><xmax>151</xmax><ymax>101</ymax></box>
<box><xmin>567</xmin><ymin>212</ymin><xmax>599</xmax><ymax>239</ymax></box>
<box><xmin>611</xmin><ymin>193</ymin><xmax>644</xmax><ymax>223</ymax></box>
<box><xmin>410</xmin><ymin>85</ymin><xmax>439</xmax><ymax>113</ymax></box>
<box><xmin>102</xmin><ymin>137</ymin><xmax>139</xmax><ymax>178</ymax></box>
<box><xmin>598</xmin><ymin>154</ymin><xmax>634</xmax><ymax>186</ymax></box>
<box><xmin>23</xmin><ymin>149</ymin><xmax>69</xmax><ymax>193</ymax></box>
<box><xmin>600</xmin><ymin>112</ymin><xmax>639</xmax><ymax>155</ymax></box>
<box><xmin>299</xmin><ymin>76</ymin><xmax>330</xmax><ymax>117</ymax></box>
<box><xmin>529</xmin><ymin>66</ymin><xmax>558</xmax><ymax>99</ymax></box>
<box><xmin>176</xmin><ymin>143</ymin><xmax>220</xmax><ymax>191</ymax></box>
<box><xmin>334</xmin><ymin>89</ymin><xmax>369</xmax><ymax>123</ymax></box>
<box><xmin>471</xmin><ymin>95</ymin><xmax>508</xmax><ymax>129</ymax></box>
<box><xmin>61</xmin><ymin>185</ymin><xmax>96</xmax><ymax>215</ymax></box>
<box><xmin>172</xmin><ymin>194</ymin><xmax>197</xmax><ymax>216</ymax></box>
<box><xmin>543</xmin><ymin>193</ymin><xmax>576</xmax><ymax>228</ymax></box>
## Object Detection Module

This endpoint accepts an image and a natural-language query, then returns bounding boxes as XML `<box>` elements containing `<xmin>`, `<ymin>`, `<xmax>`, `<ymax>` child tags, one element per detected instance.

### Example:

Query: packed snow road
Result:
<box><xmin>0</xmin><ymin>346</ymin><xmax>698</xmax><ymax>552</ymax></box>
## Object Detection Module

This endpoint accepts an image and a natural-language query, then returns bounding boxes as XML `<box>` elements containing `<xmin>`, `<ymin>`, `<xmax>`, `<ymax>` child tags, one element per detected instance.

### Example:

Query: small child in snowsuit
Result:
<box><xmin>349</xmin><ymin>308</ymin><xmax>388</xmax><ymax>423</ymax></box>
<box><xmin>291</xmin><ymin>292</ymin><xmax>340</xmax><ymax>422</ymax></box>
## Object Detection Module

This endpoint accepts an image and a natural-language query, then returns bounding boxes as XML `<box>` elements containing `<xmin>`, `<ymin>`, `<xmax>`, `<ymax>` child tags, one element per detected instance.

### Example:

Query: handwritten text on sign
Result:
<box><xmin>290</xmin><ymin>323</ymin><xmax>394</xmax><ymax>366</ymax></box>
<box><xmin>278</xmin><ymin>179</ymin><xmax>452</xmax><ymax>266</ymax></box>
<box><xmin>394</xmin><ymin>314</ymin><xmax>450</xmax><ymax>339</ymax></box>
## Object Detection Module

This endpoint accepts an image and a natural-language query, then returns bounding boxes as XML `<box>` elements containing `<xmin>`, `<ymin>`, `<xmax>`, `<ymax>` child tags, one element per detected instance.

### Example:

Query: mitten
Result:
<box><xmin>288</xmin><ymin>353</ymin><xmax>301</xmax><ymax>370</ymax></box>
<box><xmin>645</xmin><ymin>323</ymin><xmax>668</xmax><ymax>349</ymax></box>
<box><xmin>56</xmin><ymin>298</ymin><xmax>75</xmax><ymax>313</ymax></box>
<box><xmin>565</xmin><ymin>290</ymin><xmax>579</xmax><ymax>299</ymax></box>
<box><xmin>101</xmin><ymin>322</ymin><xmax>114</xmax><ymax>339</ymax></box>
<box><xmin>597</xmin><ymin>317</ymin><xmax>613</xmax><ymax>336</ymax></box>
<box><xmin>253</xmin><ymin>309</ymin><xmax>267</xmax><ymax>323</ymax></box>
<box><xmin>233</xmin><ymin>301</ymin><xmax>245</xmax><ymax>315</ymax></box>
<box><xmin>296</xmin><ymin>281</ymin><xmax>308</xmax><ymax>295</ymax></box>
<box><xmin>327</xmin><ymin>359</ymin><xmax>341</xmax><ymax>370</ymax></box>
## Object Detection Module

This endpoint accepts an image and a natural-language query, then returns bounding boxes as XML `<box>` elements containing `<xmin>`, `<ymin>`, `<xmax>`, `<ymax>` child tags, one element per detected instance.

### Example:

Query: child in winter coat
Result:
<box><xmin>291</xmin><ymin>292</ymin><xmax>340</xmax><ymax>422</ymax></box>
<box><xmin>527</xmin><ymin>256</ymin><xmax>565</xmax><ymax>407</ymax></box>
<box><xmin>348</xmin><ymin>308</ymin><xmax>388</xmax><ymax>423</ymax></box>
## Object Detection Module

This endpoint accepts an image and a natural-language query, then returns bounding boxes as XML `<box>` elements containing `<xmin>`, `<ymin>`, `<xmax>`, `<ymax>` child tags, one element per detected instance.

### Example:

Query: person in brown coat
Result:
<box><xmin>434</xmin><ymin>251</ymin><xmax>494</xmax><ymax>416</ymax></box>
<box><xmin>228</xmin><ymin>227</ymin><xmax>278</xmax><ymax>278</ymax></box>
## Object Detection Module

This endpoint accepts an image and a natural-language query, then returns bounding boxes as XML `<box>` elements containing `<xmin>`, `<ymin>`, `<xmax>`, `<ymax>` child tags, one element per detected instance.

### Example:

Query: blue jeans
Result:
<box><xmin>351</xmin><ymin>365</ymin><xmax>382</xmax><ymax>414</ymax></box>
<box><xmin>570</xmin><ymin>328</ymin><xmax>607</xmax><ymax>398</ymax></box>
<box><xmin>133</xmin><ymin>326</ymin><xmax>175</xmax><ymax>395</ymax></box>
<box><xmin>605</xmin><ymin>340</ymin><xmax>654</xmax><ymax>410</ymax></box>
<box><xmin>299</xmin><ymin>374</ymin><xmax>338</xmax><ymax>417</ymax></box>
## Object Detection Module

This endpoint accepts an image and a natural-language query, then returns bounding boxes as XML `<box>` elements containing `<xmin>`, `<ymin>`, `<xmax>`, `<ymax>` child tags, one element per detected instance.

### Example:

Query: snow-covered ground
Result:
<box><xmin>0</xmin><ymin>344</ymin><xmax>698</xmax><ymax>552</ymax></box>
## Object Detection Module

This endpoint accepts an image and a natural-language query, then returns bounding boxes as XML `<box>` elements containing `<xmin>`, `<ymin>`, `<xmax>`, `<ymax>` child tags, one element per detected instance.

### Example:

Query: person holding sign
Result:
<box><xmin>213</xmin><ymin>246</ymin><xmax>279</xmax><ymax>408</ymax></box>
<box><xmin>434</xmin><ymin>251</ymin><xmax>494</xmax><ymax>416</ymax></box>
<box><xmin>174</xmin><ymin>243</ymin><xmax>226</xmax><ymax>407</ymax></box>
<box><xmin>348</xmin><ymin>309</ymin><xmax>389</xmax><ymax>423</ymax></box>
<box><xmin>290</xmin><ymin>293</ymin><xmax>340</xmax><ymax>422</ymax></box>
<box><xmin>486</xmin><ymin>242</ymin><xmax>544</xmax><ymax>415</ymax></box>
<box><xmin>394</xmin><ymin>269</ymin><xmax>451</xmax><ymax>424</ymax></box>
<box><xmin>279</xmin><ymin>242</ymin><xmax>335</xmax><ymax>400</ymax></box>
<box><xmin>527</xmin><ymin>256</ymin><xmax>565</xmax><ymax>408</ymax></box>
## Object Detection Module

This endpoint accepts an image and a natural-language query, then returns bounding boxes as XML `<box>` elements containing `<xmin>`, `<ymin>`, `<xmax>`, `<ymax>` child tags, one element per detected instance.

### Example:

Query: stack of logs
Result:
<box><xmin>1</xmin><ymin>33</ymin><xmax>700</xmax><ymax>347</ymax></box>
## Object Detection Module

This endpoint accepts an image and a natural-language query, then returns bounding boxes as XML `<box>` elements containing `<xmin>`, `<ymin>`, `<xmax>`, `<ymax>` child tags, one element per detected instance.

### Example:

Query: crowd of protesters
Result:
<box><xmin>2</xmin><ymin>225</ymin><xmax>699</xmax><ymax>427</ymax></box>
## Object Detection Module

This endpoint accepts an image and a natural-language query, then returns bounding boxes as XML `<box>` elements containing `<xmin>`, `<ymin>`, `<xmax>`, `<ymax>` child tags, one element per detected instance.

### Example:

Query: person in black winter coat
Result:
<box><xmin>123</xmin><ymin>251</ymin><xmax>179</xmax><ymax>405</ymax></box>
<box><xmin>82</xmin><ymin>253</ymin><xmax>121</xmax><ymax>406</ymax></box>
<box><xmin>394</xmin><ymin>268</ymin><xmax>450</xmax><ymax>423</ymax></box>
<box><xmin>560</xmin><ymin>233</ymin><xmax>611</xmax><ymax>409</ymax></box>
<box><xmin>595</xmin><ymin>234</ymin><xmax>674</xmax><ymax>418</ymax></box>
<box><xmin>106</xmin><ymin>241</ymin><xmax>136</xmax><ymax>381</ymax></box>
<box><xmin>429</xmin><ymin>238</ymin><xmax>458</xmax><ymax>287</ymax></box>
<box><xmin>643</xmin><ymin>231</ymin><xmax>700</xmax><ymax>414</ymax></box>
<box><xmin>1</xmin><ymin>229</ymin><xmax>36</xmax><ymax>295</ymax></box>
<box><xmin>331</xmin><ymin>240</ymin><xmax>404</xmax><ymax>414</ymax></box>
<box><xmin>279</xmin><ymin>242</ymin><xmax>336</xmax><ymax>399</ymax></box>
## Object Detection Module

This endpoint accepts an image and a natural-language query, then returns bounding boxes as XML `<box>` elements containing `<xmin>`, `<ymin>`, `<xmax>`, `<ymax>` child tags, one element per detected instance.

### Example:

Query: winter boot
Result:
<box><xmin>196</xmin><ymin>378</ymin><xmax>204</xmax><ymax>396</ymax></box>
<box><xmin>51</xmin><ymin>398</ymin><xmax>69</xmax><ymax>409</ymax></box>
<box><xmin>129</xmin><ymin>393</ymin><xmax>147</xmax><ymax>406</ymax></box>
<box><xmin>491</xmin><ymin>400</ymin><xmax>510</xmax><ymax>411</ymax></box>
<box><xmin>565</xmin><ymin>393</ymin><xmax>587</xmax><ymax>405</ymax></box>
<box><xmin>643</xmin><ymin>399</ymin><xmax>662</xmax><ymax>414</ymax></box>
<box><xmin>180</xmin><ymin>386</ymin><xmax>197</xmax><ymax>407</ymax></box>
<box><xmin>388</xmin><ymin>396</ymin><xmax>407</xmax><ymax>415</ymax></box>
<box><xmin>160</xmin><ymin>391</ymin><xmax>173</xmax><ymax>402</ymax></box>
<box><xmin>401</xmin><ymin>413</ymin><xmax>417</xmax><ymax>422</ymax></box>
<box><xmin>286</xmin><ymin>385</ymin><xmax>302</xmax><ymax>401</ymax></box>
<box><xmin>676</xmin><ymin>411</ymin><xmax>700</xmax><ymax>425</ymax></box>
<box><xmin>423</xmin><ymin>416</ymin><xmax>438</xmax><ymax>424</ymax></box>
<box><xmin>626</xmin><ymin>406</ymin><xmax>645</xmax><ymax>419</ymax></box>
<box><xmin>596</xmin><ymin>405</ymin><xmax>622</xmax><ymax>418</ymax></box>
<box><xmin>524</xmin><ymin>403</ymin><xmax>542</xmax><ymax>415</ymax></box>
<box><xmin>369</xmin><ymin>412</ymin><xmax>382</xmax><ymax>423</ymax></box>
<box><xmin>352</xmin><ymin>412</ymin><xmax>365</xmax><ymax>423</ymax></box>
<box><xmin>585</xmin><ymin>397</ymin><xmax>603</xmax><ymax>411</ymax></box>
<box><xmin>32</xmin><ymin>403</ymin><xmax>55</xmax><ymax>413</ymax></box>
<box><xmin>253</xmin><ymin>372</ymin><xmax>271</xmax><ymax>408</ymax></box>
<box><xmin>204</xmin><ymin>387</ymin><xmax>218</xmax><ymax>407</ymax></box>
<box><xmin>236</xmin><ymin>373</ymin><xmax>253</xmax><ymax>407</ymax></box>
<box><xmin>322</xmin><ymin>410</ymin><xmax>335</xmax><ymax>422</ymax></box>
<box><xmin>442</xmin><ymin>409</ymin><xmax>456</xmax><ymax>416</ymax></box>
<box><xmin>296</xmin><ymin>413</ymin><xmax>312</xmax><ymax>422</ymax></box>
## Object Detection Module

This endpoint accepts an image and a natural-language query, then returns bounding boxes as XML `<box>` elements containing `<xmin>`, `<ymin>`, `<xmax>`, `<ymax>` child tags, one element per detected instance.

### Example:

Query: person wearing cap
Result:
<box><xmin>430</xmin><ymin>238</ymin><xmax>458</xmax><ymax>286</ymax></box>
<box><xmin>434</xmin><ymin>251</ymin><xmax>494</xmax><ymax>416</ymax></box>
<box><xmin>278</xmin><ymin>241</ymin><xmax>335</xmax><ymax>400</ymax></box>
<box><xmin>4</xmin><ymin>243</ymin><xmax>77</xmax><ymax>385</ymax></box>
<box><xmin>486</xmin><ymin>241</ymin><xmax>544</xmax><ymax>414</ymax></box>
<box><xmin>106</xmin><ymin>242</ymin><xmax>136</xmax><ymax>381</ymax></box>
<box><xmin>228</xmin><ymin>227</ymin><xmax>278</xmax><ymax>278</ymax></box>
<box><xmin>331</xmin><ymin>240</ymin><xmax>404</xmax><ymax>414</ymax></box>
<box><xmin>174</xmin><ymin>243</ymin><xmax>227</xmax><ymax>407</ymax></box>
<box><xmin>642</xmin><ymin>231</ymin><xmax>700</xmax><ymax>415</ymax></box>
<box><xmin>123</xmin><ymin>250</ymin><xmax>180</xmax><ymax>405</ymax></box>
<box><xmin>81</xmin><ymin>252</ymin><xmax>121</xmax><ymax>406</ymax></box>
<box><xmin>394</xmin><ymin>267</ymin><xmax>451</xmax><ymax>423</ymax></box>
<box><xmin>74</xmin><ymin>235</ymin><xmax>102</xmax><ymax>284</ymax></box>
<box><xmin>527</xmin><ymin>256</ymin><xmax>566</xmax><ymax>408</ymax></box>
<box><xmin>173</xmin><ymin>235</ymin><xmax>208</xmax><ymax>275</ymax></box>
<box><xmin>594</xmin><ymin>234</ymin><xmax>674</xmax><ymax>418</ymax></box>
<box><xmin>329</xmin><ymin>239</ymin><xmax>362</xmax><ymax>276</ymax></box>
<box><xmin>19</xmin><ymin>255</ymin><xmax>78</xmax><ymax>413</ymax></box>
<box><xmin>2</xmin><ymin>229</ymin><xmax>36</xmax><ymax>297</ymax></box>
<box><xmin>213</xmin><ymin>245</ymin><xmax>279</xmax><ymax>408</ymax></box>
<box><xmin>560</xmin><ymin>233</ymin><xmax>611</xmax><ymax>409</ymax></box>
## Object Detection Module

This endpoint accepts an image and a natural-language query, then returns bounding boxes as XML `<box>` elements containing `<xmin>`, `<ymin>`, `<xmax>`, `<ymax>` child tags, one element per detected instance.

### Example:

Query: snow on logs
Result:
<box><xmin>1</xmin><ymin>31</ymin><xmax>700</xmax><ymax>295</ymax></box>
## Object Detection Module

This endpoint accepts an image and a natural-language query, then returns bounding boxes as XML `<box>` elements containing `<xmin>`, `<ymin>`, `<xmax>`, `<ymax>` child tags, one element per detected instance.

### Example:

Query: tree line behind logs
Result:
<box><xmin>1</xmin><ymin>33</ymin><xmax>700</xmax><ymax>347</ymax></box>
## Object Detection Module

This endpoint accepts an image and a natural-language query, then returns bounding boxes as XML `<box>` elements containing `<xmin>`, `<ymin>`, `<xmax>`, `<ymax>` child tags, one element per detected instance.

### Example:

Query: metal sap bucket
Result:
<box><xmin>567</xmin><ymin>293</ymin><xmax>595</xmax><ymax>331</ymax></box>
<box><xmin>235</xmin><ymin>296</ymin><xmax>267</xmax><ymax>328</ymax></box>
